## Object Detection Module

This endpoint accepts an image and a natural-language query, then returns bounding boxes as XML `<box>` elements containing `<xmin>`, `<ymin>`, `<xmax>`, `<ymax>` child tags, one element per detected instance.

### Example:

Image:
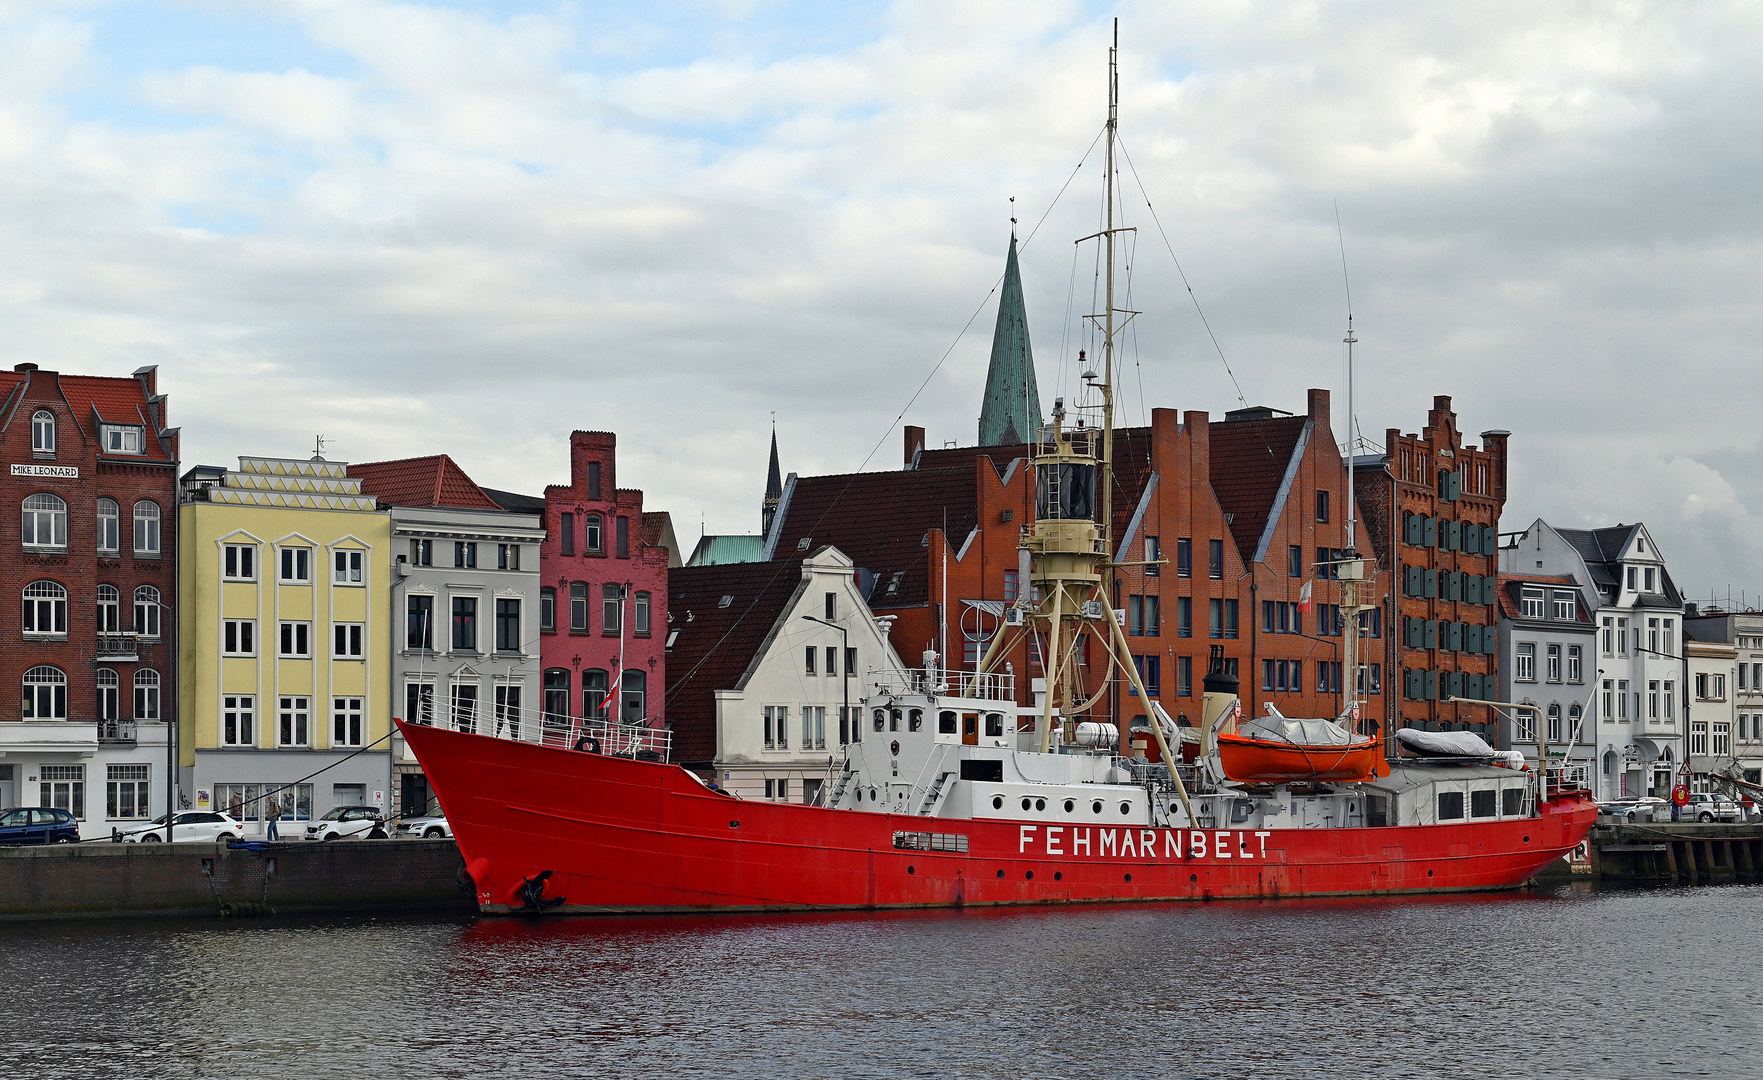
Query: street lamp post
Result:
<box><xmin>801</xmin><ymin>615</ymin><xmax>850</xmax><ymax>758</ymax></box>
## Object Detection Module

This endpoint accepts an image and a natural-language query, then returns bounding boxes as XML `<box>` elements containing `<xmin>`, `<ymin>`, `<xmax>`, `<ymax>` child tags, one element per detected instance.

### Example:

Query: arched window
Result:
<box><xmin>96</xmin><ymin>498</ymin><xmax>120</xmax><ymax>554</ymax></box>
<box><xmin>23</xmin><ymin>580</ymin><xmax>67</xmax><ymax>636</ymax></box>
<box><xmin>621</xmin><ymin>669</ymin><xmax>646</xmax><ymax>723</ymax></box>
<box><xmin>96</xmin><ymin>668</ymin><xmax>120</xmax><ymax>722</ymax></box>
<box><xmin>23</xmin><ymin>665</ymin><xmax>67</xmax><ymax>720</ymax></box>
<box><xmin>1546</xmin><ymin>703</ymin><xmax>1562</xmax><ymax>743</ymax></box>
<box><xmin>583</xmin><ymin>669</ymin><xmax>610</xmax><ymax>721</ymax></box>
<box><xmin>133</xmin><ymin>501</ymin><xmax>160</xmax><ymax>556</ymax></box>
<box><xmin>134</xmin><ymin>669</ymin><xmax>161</xmax><ymax>720</ymax></box>
<box><xmin>543</xmin><ymin>668</ymin><xmax>571</xmax><ymax>725</ymax></box>
<box><xmin>134</xmin><ymin>585</ymin><xmax>161</xmax><ymax>639</ymax></box>
<box><xmin>22</xmin><ymin>493</ymin><xmax>67</xmax><ymax>549</ymax></box>
<box><xmin>31</xmin><ymin>409</ymin><xmax>54</xmax><ymax>452</ymax></box>
<box><xmin>97</xmin><ymin>584</ymin><xmax>120</xmax><ymax>633</ymax></box>
<box><xmin>1603</xmin><ymin>750</ymin><xmax>1616</xmax><ymax>776</ymax></box>
<box><xmin>584</xmin><ymin>514</ymin><xmax>603</xmax><ymax>552</ymax></box>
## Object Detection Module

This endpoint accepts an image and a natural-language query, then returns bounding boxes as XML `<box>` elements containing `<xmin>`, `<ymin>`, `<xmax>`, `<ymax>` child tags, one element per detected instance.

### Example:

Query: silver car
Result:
<box><xmin>303</xmin><ymin>806</ymin><xmax>388</xmax><ymax>841</ymax></box>
<box><xmin>1681</xmin><ymin>792</ymin><xmax>1743</xmax><ymax>823</ymax></box>
<box><xmin>394</xmin><ymin>815</ymin><xmax>451</xmax><ymax>839</ymax></box>
<box><xmin>117</xmin><ymin>811</ymin><xmax>244</xmax><ymax>843</ymax></box>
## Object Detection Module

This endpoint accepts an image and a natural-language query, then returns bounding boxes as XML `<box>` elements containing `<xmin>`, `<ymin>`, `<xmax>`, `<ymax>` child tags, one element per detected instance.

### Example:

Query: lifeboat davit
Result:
<box><xmin>1215</xmin><ymin>705</ymin><xmax>1385</xmax><ymax>783</ymax></box>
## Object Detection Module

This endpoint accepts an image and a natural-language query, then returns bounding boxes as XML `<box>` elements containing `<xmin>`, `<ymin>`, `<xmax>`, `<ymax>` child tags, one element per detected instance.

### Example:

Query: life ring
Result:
<box><xmin>575</xmin><ymin>736</ymin><xmax>601</xmax><ymax>754</ymax></box>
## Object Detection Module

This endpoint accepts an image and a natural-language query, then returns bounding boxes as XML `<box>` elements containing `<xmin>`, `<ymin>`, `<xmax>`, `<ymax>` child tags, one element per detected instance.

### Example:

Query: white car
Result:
<box><xmin>303</xmin><ymin>806</ymin><xmax>389</xmax><ymax>841</ymax></box>
<box><xmin>118</xmin><ymin>811</ymin><xmax>244</xmax><ymax>844</ymax></box>
<box><xmin>394</xmin><ymin>815</ymin><xmax>451</xmax><ymax>839</ymax></box>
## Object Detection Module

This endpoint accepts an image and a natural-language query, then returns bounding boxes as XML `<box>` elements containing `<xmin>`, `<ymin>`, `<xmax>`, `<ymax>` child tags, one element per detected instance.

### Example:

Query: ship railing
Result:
<box><xmin>539</xmin><ymin>715</ymin><xmax>671</xmax><ymax>762</ymax></box>
<box><xmin>871</xmin><ymin>666</ymin><xmax>1015</xmax><ymax>701</ymax></box>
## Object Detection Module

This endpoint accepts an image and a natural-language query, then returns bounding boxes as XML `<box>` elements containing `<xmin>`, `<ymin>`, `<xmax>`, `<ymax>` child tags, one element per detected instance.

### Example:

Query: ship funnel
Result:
<box><xmin>1199</xmin><ymin>645</ymin><xmax>1240</xmax><ymax>759</ymax></box>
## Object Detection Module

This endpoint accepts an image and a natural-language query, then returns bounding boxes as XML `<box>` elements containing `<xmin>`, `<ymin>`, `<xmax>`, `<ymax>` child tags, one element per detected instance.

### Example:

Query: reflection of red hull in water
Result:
<box><xmin>399</xmin><ymin>720</ymin><xmax>1597</xmax><ymax>916</ymax></box>
<box><xmin>1215</xmin><ymin>732</ymin><xmax>1386</xmax><ymax>783</ymax></box>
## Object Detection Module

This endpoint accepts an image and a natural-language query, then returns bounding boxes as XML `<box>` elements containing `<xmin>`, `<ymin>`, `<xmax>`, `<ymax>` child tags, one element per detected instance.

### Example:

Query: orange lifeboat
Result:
<box><xmin>1214</xmin><ymin>705</ymin><xmax>1386</xmax><ymax>783</ymax></box>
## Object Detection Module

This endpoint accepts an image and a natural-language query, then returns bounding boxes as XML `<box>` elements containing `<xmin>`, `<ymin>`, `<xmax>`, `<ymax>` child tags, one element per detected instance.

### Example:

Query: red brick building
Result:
<box><xmin>499</xmin><ymin>432</ymin><xmax>671</xmax><ymax>734</ymax></box>
<box><xmin>1355</xmin><ymin>396</ymin><xmax>1508</xmax><ymax>744</ymax></box>
<box><xmin>0</xmin><ymin>363</ymin><xmax>179</xmax><ymax>833</ymax></box>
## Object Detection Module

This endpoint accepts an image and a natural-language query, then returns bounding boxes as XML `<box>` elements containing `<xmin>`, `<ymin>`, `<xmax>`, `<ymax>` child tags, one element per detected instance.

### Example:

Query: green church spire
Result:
<box><xmin>977</xmin><ymin>233</ymin><xmax>1043</xmax><ymax>446</ymax></box>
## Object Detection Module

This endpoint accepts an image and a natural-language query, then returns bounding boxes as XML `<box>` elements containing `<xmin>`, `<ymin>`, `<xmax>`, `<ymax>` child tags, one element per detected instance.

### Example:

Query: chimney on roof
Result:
<box><xmin>1307</xmin><ymin>388</ymin><xmax>1329</xmax><ymax>424</ymax></box>
<box><xmin>904</xmin><ymin>425</ymin><xmax>925</xmax><ymax>467</ymax></box>
<box><xmin>14</xmin><ymin>363</ymin><xmax>37</xmax><ymax>372</ymax></box>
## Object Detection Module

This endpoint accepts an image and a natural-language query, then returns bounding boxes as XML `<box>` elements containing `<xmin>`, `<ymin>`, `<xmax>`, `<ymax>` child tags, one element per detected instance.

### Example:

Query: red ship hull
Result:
<box><xmin>400</xmin><ymin>721</ymin><xmax>1598</xmax><ymax>915</ymax></box>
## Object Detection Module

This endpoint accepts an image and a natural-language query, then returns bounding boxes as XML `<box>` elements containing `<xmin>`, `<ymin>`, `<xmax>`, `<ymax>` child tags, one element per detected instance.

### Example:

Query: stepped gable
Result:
<box><xmin>663</xmin><ymin>561</ymin><xmax>805</xmax><ymax>763</ymax></box>
<box><xmin>769</xmin><ymin>466</ymin><xmax>978</xmax><ymax>608</ymax></box>
<box><xmin>1207</xmin><ymin>413</ymin><xmax>1308</xmax><ymax>561</ymax></box>
<box><xmin>210</xmin><ymin>457</ymin><xmax>378</xmax><ymax>511</ymax></box>
<box><xmin>350</xmin><ymin>454</ymin><xmax>502</xmax><ymax>510</ymax></box>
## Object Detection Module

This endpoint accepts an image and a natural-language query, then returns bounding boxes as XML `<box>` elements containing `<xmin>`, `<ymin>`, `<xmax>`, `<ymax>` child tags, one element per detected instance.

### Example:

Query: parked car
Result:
<box><xmin>1600</xmin><ymin>797</ymin><xmax>1668</xmax><ymax>823</ymax></box>
<box><xmin>304</xmin><ymin>806</ymin><xmax>388</xmax><ymax>841</ymax></box>
<box><xmin>1682</xmin><ymin>792</ymin><xmax>1743</xmax><ymax>823</ymax></box>
<box><xmin>394</xmin><ymin>814</ymin><xmax>451</xmax><ymax>839</ymax></box>
<box><xmin>0</xmin><ymin>807</ymin><xmax>80</xmax><ymax>844</ymax></box>
<box><xmin>118</xmin><ymin>811</ymin><xmax>244</xmax><ymax>843</ymax></box>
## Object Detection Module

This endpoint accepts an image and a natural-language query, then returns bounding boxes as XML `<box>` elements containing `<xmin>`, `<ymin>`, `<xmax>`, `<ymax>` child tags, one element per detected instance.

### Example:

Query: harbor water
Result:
<box><xmin>9</xmin><ymin>882</ymin><xmax>1759</xmax><ymax>1079</ymax></box>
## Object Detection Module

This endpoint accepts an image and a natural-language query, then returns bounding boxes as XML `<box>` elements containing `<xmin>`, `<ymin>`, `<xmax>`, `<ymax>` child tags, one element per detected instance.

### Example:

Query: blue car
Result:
<box><xmin>0</xmin><ymin>807</ymin><xmax>80</xmax><ymax>844</ymax></box>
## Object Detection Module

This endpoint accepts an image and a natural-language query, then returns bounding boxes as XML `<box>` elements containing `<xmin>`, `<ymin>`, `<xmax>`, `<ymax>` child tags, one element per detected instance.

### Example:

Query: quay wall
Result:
<box><xmin>1587</xmin><ymin>823</ymin><xmax>1763</xmax><ymax>886</ymax></box>
<box><xmin>0</xmin><ymin>839</ymin><xmax>475</xmax><ymax>922</ymax></box>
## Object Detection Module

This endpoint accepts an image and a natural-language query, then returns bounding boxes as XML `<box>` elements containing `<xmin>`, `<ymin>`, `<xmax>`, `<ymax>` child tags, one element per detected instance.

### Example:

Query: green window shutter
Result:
<box><xmin>1424</xmin><ymin>570</ymin><xmax>1438</xmax><ymax>598</ymax></box>
<box><xmin>1443</xmin><ymin>520</ymin><xmax>1459</xmax><ymax>551</ymax></box>
<box><xmin>1482</xmin><ymin>527</ymin><xmax>1498</xmax><ymax>557</ymax></box>
<box><xmin>1445</xmin><ymin>621</ymin><xmax>1460</xmax><ymax>652</ymax></box>
<box><xmin>1404</xmin><ymin>618</ymin><xmax>1420</xmax><ymax>648</ymax></box>
<box><xmin>1405</xmin><ymin>514</ymin><xmax>1422</xmax><ymax>546</ymax></box>
<box><xmin>1482</xmin><ymin>625</ymin><xmax>1497</xmax><ymax>654</ymax></box>
<box><xmin>1425</xmin><ymin>670</ymin><xmax>1439</xmax><ymax>700</ymax></box>
<box><xmin>1424</xmin><ymin>619</ymin><xmax>1438</xmax><ymax>649</ymax></box>
<box><xmin>1463</xmin><ymin>523</ymin><xmax>1480</xmax><ymax>553</ymax></box>
<box><xmin>1423</xmin><ymin>517</ymin><xmax>1437</xmax><ymax>547</ymax></box>
<box><xmin>1405</xmin><ymin>565</ymin><xmax>1421</xmax><ymax>596</ymax></box>
<box><xmin>1467</xmin><ymin>622</ymin><xmax>1483</xmax><ymax>653</ymax></box>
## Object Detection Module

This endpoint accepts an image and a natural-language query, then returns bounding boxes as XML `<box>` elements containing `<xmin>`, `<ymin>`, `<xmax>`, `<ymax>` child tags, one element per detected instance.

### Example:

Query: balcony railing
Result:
<box><xmin>97</xmin><ymin>633</ymin><xmax>139</xmax><ymax>660</ymax></box>
<box><xmin>98</xmin><ymin>720</ymin><xmax>137</xmax><ymax>743</ymax></box>
<box><xmin>872</xmin><ymin>666</ymin><xmax>1016</xmax><ymax>702</ymax></box>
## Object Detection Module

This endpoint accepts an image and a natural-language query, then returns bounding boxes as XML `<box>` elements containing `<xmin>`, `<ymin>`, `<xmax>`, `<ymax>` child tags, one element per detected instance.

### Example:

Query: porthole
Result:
<box><xmin>992</xmin><ymin>795</ymin><xmax>1004</xmax><ymax>810</ymax></box>
<box><xmin>1025</xmin><ymin>871</ymin><xmax>1034</xmax><ymax>880</ymax></box>
<box><xmin>1522</xmin><ymin>835</ymin><xmax>1531</xmax><ymax>843</ymax></box>
<box><xmin>1169</xmin><ymin>803</ymin><xmax>1181</xmax><ymax>814</ymax></box>
<box><xmin>1427</xmin><ymin>869</ymin><xmax>1434</xmax><ymax>877</ymax></box>
<box><xmin>996</xmin><ymin>869</ymin><xmax>1005</xmax><ymax>879</ymax></box>
<box><xmin>1092</xmin><ymin>800</ymin><xmax>1103</xmax><ymax>814</ymax></box>
<box><xmin>1119</xmin><ymin>802</ymin><xmax>1131</xmax><ymax>815</ymax></box>
<box><xmin>1124</xmin><ymin>873</ymin><xmax>1133</xmax><ymax>883</ymax></box>
<box><xmin>1189</xmin><ymin>874</ymin><xmax>1198</xmax><ymax>883</ymax></box>
<box><xmin>907</xmin><ymin>865</ymin><xmax>915</xmax><ymax>874</ymax></box>
<box><xmin>729</xmin><ymin>820</ymin><xmax>741</xmax><ymax>828</ymax></box>
<box><xmin>1034</xmin><ymin>798</ymin><xmax>1046</xmax><ymax>812</ymax></box>
<box><xmin>1054</xmin><ymin>871</ymin><xmax>1063</xmax><ymax>881</ymax></box>
<box><xmin>1063</xmin><ymin>799</ymin><xmax>1075</xmax><ymax>813</ymax></box>
<box><xmin>1021</xmin><ymin>797</ymin><xmax>1032</xmax><ymax>811</ymax></box>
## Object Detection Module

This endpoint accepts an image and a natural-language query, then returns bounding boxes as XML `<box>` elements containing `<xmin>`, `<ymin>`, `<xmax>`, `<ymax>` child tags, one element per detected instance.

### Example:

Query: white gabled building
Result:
<box><xmin>665</xmin><ymin>546</ymin><xmax>903</xmax><ymax>804</ymax></box>
<box><xmin>1501</xmin><ymin>520</ymin><xmax>1686</xmax><ymax>801</ymax></box>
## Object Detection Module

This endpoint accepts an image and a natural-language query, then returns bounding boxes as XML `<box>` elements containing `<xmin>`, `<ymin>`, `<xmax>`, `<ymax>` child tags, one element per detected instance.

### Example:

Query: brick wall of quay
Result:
<box><xmin>0</xmin><ymin>839</ymin><xmax>474</xmax><ymax>921</ymax></box>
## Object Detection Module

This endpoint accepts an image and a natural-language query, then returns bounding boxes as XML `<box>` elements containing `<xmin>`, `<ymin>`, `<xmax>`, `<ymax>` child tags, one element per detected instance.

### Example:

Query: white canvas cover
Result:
<box><xmin>1238</xmin><ymin>705</ymin><xmax>1366</xmax><ymax>748</ymax></box>
<box><xmin>1396</xmin><ymin>727</ymin><xmax>1496</xmax><ymax>757</ymax></box>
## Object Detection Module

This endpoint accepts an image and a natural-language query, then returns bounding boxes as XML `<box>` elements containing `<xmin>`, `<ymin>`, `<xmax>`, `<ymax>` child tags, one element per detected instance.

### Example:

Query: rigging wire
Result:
<box><xmin>1115</xmin><ymin>136</ymin><xmax>1247</xmax><ymax>410</ymax></box>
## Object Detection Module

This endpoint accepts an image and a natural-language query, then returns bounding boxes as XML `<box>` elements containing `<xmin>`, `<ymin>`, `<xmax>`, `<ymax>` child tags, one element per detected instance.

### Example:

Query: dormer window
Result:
<box><xmin>1520</xmin><ymin>587</ymin><xmax>1545</xmax><ymax>619</ymax></box>
<box><xmin>30</xmin><ymin>410</ymin><xmax>55</xmax><ymax>452</ymax></box>
<box><xmin>1550</xmin><ymin>590</ymin><xmax>1575</xmax><ymax>620</ymax></box>
<box><xmin>1626</xmin><ymin>566</ymin><xmax>1638</xmax><ymax>591</ymax></box>
<box><xmin>1644</xmin><ymin>567</ymin><xmax>1655</xmax><ymax>592</ymax></box>
<box><xmin>101</xmin><ymin>424</ymin><xmax>145</xmax><ymax>455</ymax></box>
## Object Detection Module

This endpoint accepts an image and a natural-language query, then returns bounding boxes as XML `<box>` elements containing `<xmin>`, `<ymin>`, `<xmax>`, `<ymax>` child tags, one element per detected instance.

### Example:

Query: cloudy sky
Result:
<box><xmin>4</xmin><ymin>1</ymin><xmax>1761</xmax><ymax>599</ymax></box>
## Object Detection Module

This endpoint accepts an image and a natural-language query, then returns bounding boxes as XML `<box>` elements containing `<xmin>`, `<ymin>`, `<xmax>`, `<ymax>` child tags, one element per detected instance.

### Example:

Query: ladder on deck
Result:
<box><xmin>828</xmin><ymin>764</ymin><xmax>856</xmax><ymax>808</ymax></box>
<box><xmin>918</xmin><ymin>771</ymin><xmax>953</xmax><ymax>815</ymax></box>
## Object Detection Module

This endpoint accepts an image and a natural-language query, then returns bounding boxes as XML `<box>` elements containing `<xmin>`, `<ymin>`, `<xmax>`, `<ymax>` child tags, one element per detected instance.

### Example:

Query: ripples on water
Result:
<box><xmin>4</xmin><ymin>884</ymin><xmax>1758</xmax><ymax>1080</ymax></box>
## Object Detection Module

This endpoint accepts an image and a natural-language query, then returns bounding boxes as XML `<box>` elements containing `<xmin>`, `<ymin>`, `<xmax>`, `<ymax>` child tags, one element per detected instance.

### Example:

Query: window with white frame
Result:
<box><xmin>1601</xmin><ymin>617</ymin><xmax>1613</xmax><ymax>656</ymax></box>
<box><xmin>1662</xmin><ymin>619</ymin><xmax>1675</xmax><ymax>656</ymax></box>
<box><xmin>133</xmin><ymin>669</ymin><xmax>160</xmax><ymax>720</ymax></box>
<box><xmin>1647</xmin><ymin>618</ymin><xmax>1659</xmax><ymax>655</ymax></box>
<box><xmin>333</xmin><ymin>549</ymin><xmax>364</xmax><ymax>584</ymax></box>
<box><xmin>1514</xmin><ymin>708</ymin><xmax>1535</xmax><ymax>741</ymax></box>
<box><xmin>494</xmin><ymin>684</ymin><xmax>521</xmax><ymax>740</ymax></box>
<box><xmin>278</xmin><ymin>696</ymin><xmax>310</xmax><ymax>747</ymax></box>
<box><xmin>1515</xmin><ymin>642</ymin><xmax>1536</xmax><ymax>682</ymax></box>
<box><xmin>223</xmin><ymin>619</ymin><xmax>256</xmax><ymax>656</ymax></box>
<box><xmin>106</xmin><ymin>764</ymin><xmax>150</xmax><ymax>820</ymax></box>
<box><xmin>1602</xmin><ymin>680</ymin><xmax>1614</xmax><ymax>720</ymax></box>
<box><xmin>602</xmin><ymin>584</ymin><xmax>622</xmax><ymax>634</ymax></box>
<box><xmin>96</xmin><ymin>498</ymin><xmax>120</xmax><ymax>554</ymax></box>
<box><xmin>22</xmin><ymin>493</ymin><xmax>67</xmax><ymax>549</ymax></box>
<box><xmin>764</xmin><ymin>705</ymin><xmax>789</xmax><ymax>750</ymax></box>
<box><xmin>1648</xmin><ymin>680</ymin><xmax>1659</xmax><ymax>721</ymax></box>
<box><xmin>1691</xmin><ymin>721</ymin><xmax>1708</xmax><ymax>755</ymax></box>
<box><xmin>634</xmin><ymin>591</ymin><xmax>650</xmax><ymax>635</ymax></box>
<box><xmin>1617</xmin><ymin>679</ymin><xmax>1629</xmax><ymax>719</ymax></box>
<box><xmin>101</xmin><ymin>424</ymin><xmax>144</xmax><ymax>454</ymax></box>
<box><xmin>332</xmin><ymin>697</ymin><xmax>364</xmax><ymax>747</ymax></box>
<box><xmin>584</xmin><ymin>514</ymin><xmax>603</xmax><ymax>552</ymax></box>
<box><xmin>132</xmin><ymin>501</ymin><xmax>160</xmax><ymax>556</ymax></box>
<box><xmin>96</xmin><ymin>584</ymin><xmax>120</xmax><ymax>634</ymax></box>
<box><xmin>224</xmin><ymin>544</ymin><xmax>256</xmax><ymax>580</ymax></box>
<box><xmin>406</xmin><ymin>681</ymin><xmax>435</xmax><ymax>726</ymax></box>
<box><xmin>1616</xmin><ymin>618</ymin><xmax>1629</xmax><ymax>656</ymax></box>
<box><xmin>223</xmin><ymin>695</ymin><xmax>255</xmax><ymax>745</ymax></box>
<box><xmin>802</xmin><ymin>705</ymin><xmax>826</xmax><ymax>750</ymax></box>
<box><xmin>1546</xmin><ymin>644</ymin><xmax>1561</xmax><ymax>682</ymax></box>
<box><xmin>450</xmin><ymin>682</ymin><xmax>478</xmax><ymax>734</ymax></box>
<box><xmin>23</xmin><ymin>665</ymin><xmax>67</xmax><ymax>720</ymax></box>
<box><xmin>1546</xmin><ymin>704</ymin><xmax>1563</xmax><ymax>744</ymax></box>
<box><xmin>23</xmin><ymin>580</ymin><xmax>67</xmax><ymax>637</ymax></box>
<box><xmin>494</xmin><ymin>600</ymin><xmax>520</xmax><ymax>652</ymax></box>
<box><xmin>40</xmin><ymin>764</ymin><xmax>84</xmax><ymax>818</ymax></box>
<box><xmin>31</xmin><ymin>409</ymin><xmax>55</xmax><ymax>452</ymax></box>
<box><xmin>134</xmin><ymin>585</ymin><xmax>161</xmax><ymax>638</ymax></box>
<box><xmin>1664</xmin><ymin>681</ymin><xmax>1675</xmax><ymax>720</ymax></box>
<box><xmin>1550</xmin><ymin>591</ymin><xmax>1575</xmax><ymax>620</ymax></box>
<box><xmin>1567</xmin><ymin>645</ymin><xmax>1583</xmax><ymax>683</ymax></box>
<box><xmin>1520</xmin><ymin>588</ymin><xmax>1544</xmax><ymax>619</ymax></box>
<box><xmin>1713</xmin><ymin>722</ymin><xmax>1730</xmax><ymax>756</ymax></box>
<box><xmin>96</xmin><ymin>668</ymin><xmax>120</xmax><ymax>721</ymax></box>
<box><xmin>280</xmin><ymin>547</ymin><xmax>312</xmax><ymax>583</ymax></box>
<box><xmin>334</xmin><ymin>622</ymin><xmax>364</xmax><ymax>659</ymax></box>
<box><xmin>278</xmin><ymin>621</ymin><xmax>312</xmax><ymax>658</ymax></box>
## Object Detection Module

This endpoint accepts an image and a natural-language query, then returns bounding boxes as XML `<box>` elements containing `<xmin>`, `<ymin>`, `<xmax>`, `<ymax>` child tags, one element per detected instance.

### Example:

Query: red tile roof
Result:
<box><xmin>350</xmin><ymin>455</ymin><xmax>502</xmax><ymax>510</ymax></box>
<box><xmin>662</xmin><ymin>561</ymin><xmax>807</xmax><ymax>763</ymax></box>
<box><xmin>5</xmin><ymin>372</ymin><xmax>176</xmax><ymax>462</ymax></box>
<box><xmin>770</xmin><ymin>466</ymin><xmax>979</xmax><ymax>608</ymax></box>
<box><xmin>1496</xmin><ymin>573</ymin><xmax>1592</xmax><ymax>623</ymax></box>
<box><xmin>1208</xmin><ymin>415</ymin><xmax>1307</xmax><ymax>559</ymax></box>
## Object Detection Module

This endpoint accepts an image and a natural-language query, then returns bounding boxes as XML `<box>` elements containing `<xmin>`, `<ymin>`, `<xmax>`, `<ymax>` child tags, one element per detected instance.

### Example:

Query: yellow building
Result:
<box><xmin>177</xmin><ymin>456</ymin><xmax>391</xmax><ymax>834</ymax></box>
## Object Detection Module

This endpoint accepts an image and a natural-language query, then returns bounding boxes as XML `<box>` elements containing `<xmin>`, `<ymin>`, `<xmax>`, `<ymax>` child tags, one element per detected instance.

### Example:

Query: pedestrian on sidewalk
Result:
<box><xmin>265</xmin><ymin>799</ymin><xmax>281</xmax><ymax>841</ymax></box>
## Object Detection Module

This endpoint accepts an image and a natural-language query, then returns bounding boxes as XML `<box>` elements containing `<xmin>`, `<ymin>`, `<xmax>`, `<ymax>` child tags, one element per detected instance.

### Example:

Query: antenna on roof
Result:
<box><xmin>1336</xmin><ymin>199</ymin><xmax>1356</xmax><ymax>555</ymax></box>
<box><xmin>312</xmin><ymin>435</ymin><xmax>326</xmax><ymax>461</ymax></box>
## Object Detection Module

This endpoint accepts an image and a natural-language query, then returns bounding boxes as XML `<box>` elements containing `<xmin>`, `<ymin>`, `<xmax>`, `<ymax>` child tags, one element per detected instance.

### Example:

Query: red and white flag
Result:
<box><xmin>1298</xmin><ymin>578</ymin><xmax>1314</xmax><ymax>613</ymax></box>
<box><xmin>599</xmin><ymin>684</ymin><xmax>618</xmax><ymax>716</ymax></box>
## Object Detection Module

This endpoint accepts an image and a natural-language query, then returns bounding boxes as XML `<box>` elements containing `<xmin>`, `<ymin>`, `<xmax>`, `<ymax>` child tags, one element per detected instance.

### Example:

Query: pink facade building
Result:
<box><xmin>514</xmin><ymin>432</ymin><xmax>670</xmax><ymax>735</ymax></box>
